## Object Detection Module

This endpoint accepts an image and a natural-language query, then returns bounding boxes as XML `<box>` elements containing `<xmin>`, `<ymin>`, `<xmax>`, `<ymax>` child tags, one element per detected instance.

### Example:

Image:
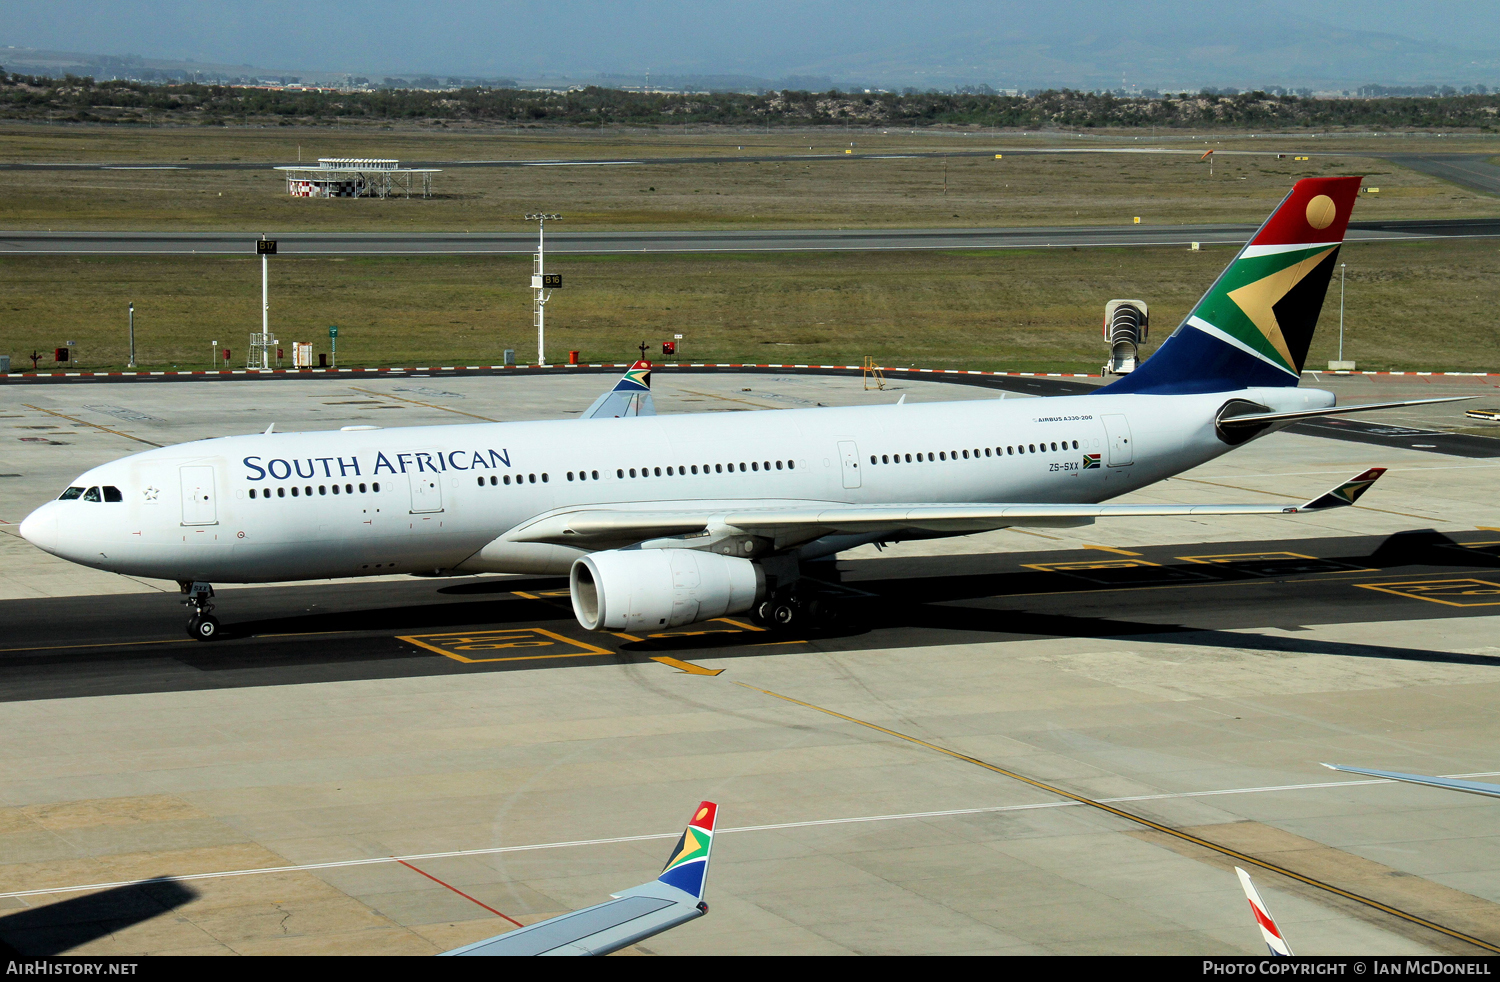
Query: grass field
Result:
<box><xmin>0</xmin><ymin>126</ymin><xmax>1495</xmax><ymax>374</ymax></box>
<box><xmin>0</xmin><ymin>125</ymin><xmax>1495</xmax><ymax>231</ymax></box>
<box><xmin>3</xmin><ymin>238</ymin><xmax>1495</xmax><ymax>373</ymax></box>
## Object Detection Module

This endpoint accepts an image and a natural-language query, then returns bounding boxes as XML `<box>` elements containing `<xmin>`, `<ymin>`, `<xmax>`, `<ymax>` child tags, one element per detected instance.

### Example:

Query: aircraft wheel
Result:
<box><xmin>189</xmin><ymin>614</ymin><xmax>221</xmax><ymax>642</ymax></box>
<box><xmin>753</xmin><ymin>601</ymin><xmax>775</xmax><ymax>626</ymax></box>
<box><xmin>772</xmin><ymin>604</ymin><xmax>796</xmax><ymax>627</ymax></box>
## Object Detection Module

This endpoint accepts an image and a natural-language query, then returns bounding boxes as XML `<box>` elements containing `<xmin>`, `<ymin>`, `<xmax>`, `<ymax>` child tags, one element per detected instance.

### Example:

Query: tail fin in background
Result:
<box><xmin>1236</xmin><ymin>866</ymin><xmax>1295</xmax><ymax>956</ymax></box>
<box><xmin>1099</xmin><ymin>176</ymin><xmax>1363</xmax><ymax>395</ymax></box>
<box><xmin>581</xmin><ymin>360</ymin><xmax>656</xmax><ymax>419</ymax></box>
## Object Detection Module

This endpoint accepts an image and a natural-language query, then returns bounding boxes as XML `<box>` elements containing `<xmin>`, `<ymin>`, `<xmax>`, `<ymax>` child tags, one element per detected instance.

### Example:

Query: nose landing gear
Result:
<box><xmin>180</xmin><ymin>581</ymin><xmax>220</xmax><ymax>641</ymax></box>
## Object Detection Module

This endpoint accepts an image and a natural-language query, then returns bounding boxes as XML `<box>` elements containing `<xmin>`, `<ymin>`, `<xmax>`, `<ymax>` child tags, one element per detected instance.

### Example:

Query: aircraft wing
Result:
<box><xmin>442</xmin><ymin>801</ymin><xmax>717</xmax><ymax>957</ymax></box>
<box><xmin>508</xmin><ymin>469</ymin><xmax>1387</xmax><ymax>548</ymax></box>
<box><xmin>581</xmin><ymin>361</ymin><xmax>656</xmax><ymax>419</ymax></box>
<box><xmin>1321</xmin><ymin>763</ymin><xmax>1500</xmax><ymax>799</ymax></box>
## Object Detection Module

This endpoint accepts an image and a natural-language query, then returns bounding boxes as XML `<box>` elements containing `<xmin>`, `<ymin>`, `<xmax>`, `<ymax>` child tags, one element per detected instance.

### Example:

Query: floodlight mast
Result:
<box><xmin>260</xmin><ymin>234</ymin><xmax>270</xmax><ymax>369</ymax></box>
<box><xmin>526</xmin><ymin>214</ymin><xmax>560</xmax><ymax>366</ymax></box>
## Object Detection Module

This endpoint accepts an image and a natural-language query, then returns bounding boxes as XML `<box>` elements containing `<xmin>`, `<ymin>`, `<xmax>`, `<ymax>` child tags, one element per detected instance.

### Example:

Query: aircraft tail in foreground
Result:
<box><xmin>1101</xmin><ymin>175</ymin><xmax>1364</xmax><ymax>396</ymax></box>
<box><xmin>581</xmin><ymin>360</ymin><xmax>656</xmax><ymax>419</ymax></box>
<box><xmin>443</xmin><ymin>801</ymin><xmax>717</xmax><ymax>956</ymax></box>
<box><xmin>1236</xmin><ymin>866</ymin><xmax>1295</xmax><ymax>956</ymax></box>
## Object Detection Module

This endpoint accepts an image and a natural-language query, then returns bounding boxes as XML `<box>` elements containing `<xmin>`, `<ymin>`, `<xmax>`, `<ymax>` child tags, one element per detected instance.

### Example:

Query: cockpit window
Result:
<box><xmin>58</xmin><ymin>487</ymin><xmax>84</xmax><ymax>500</ymax></box>
<box><xmin>103</xmin><ymin>486</ymin><xmax>123</xmax><ymax>502</ymax></box>
<box><xmin>82</xmin><ymin>487</ymin><xmax>101</xmax><ymax>502</ymax></box>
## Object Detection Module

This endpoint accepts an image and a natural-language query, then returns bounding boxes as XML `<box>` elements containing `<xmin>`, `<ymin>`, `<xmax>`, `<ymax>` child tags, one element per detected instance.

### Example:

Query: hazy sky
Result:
<box><xmin>4</xmin><ymin>1</ymin><xmax>1499</xmax><ymax>86</ymax></box>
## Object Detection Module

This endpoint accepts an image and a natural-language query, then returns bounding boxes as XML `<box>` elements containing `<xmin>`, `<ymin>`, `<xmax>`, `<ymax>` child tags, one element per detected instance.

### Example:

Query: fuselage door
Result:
<box><xmin>179</xmin><ymin>465</ymin><xmax>218</xmax><ymax>525</ymax></box>
<box><xmin>837</xmin><ymin>440</ymin><xmax>862</xmax><ymax>489</ymax></box>
<box><xmin>408</xmin><ymin>460</ymin><xmax>444</xmax><ymax>514</ymax></box>
<box><xmin>1102</xmin><ymin>414</ymin><xmax>1134</xmax><ymax>466</ymax></box>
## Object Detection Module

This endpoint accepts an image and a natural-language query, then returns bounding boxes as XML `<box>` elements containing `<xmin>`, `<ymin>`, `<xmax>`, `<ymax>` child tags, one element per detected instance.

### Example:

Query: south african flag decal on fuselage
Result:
<box><xmin>1083</xmin><ymin>454</ymin><xmax>1101</xmax><ymax>469</ymax></box>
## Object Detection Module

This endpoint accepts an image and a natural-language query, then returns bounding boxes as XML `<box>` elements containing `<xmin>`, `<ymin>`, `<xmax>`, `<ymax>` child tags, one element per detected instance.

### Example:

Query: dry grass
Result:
<box><xmin>3</xmin><ymin>238</ymin><xmax>1495</xmax><ymax>373</ymax></box>
<box><xmin>0</xmin><ymin>125</ymin><xmax>1495</xmax><ymax>231</ymax></box>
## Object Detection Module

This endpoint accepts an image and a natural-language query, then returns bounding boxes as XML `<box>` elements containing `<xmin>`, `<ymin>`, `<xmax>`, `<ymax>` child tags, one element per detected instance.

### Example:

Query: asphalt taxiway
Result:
<box><xmin>4</xmin><ymin>218</ymin><xmax>1499</xmax><ymax>256</ymax></box>
<box><xmin>3</xmin><ymin>370</ymin><xmax>1500</xmax><ymax>956</ymax></box>
<box><xmin>3</xmin><ymin>528</ymin><xmax>1498</xmax><ymax>705</ymax></box>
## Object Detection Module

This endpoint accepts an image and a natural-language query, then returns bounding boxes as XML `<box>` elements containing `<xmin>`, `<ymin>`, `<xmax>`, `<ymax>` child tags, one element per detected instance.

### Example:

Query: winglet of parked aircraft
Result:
<box><xmin>1235</xmin><ymin>866</ymin><xmax>1294</xmax><ymax>956</ymax></box>
<box><xmin>581</xmin><ymin>360</ymin><xmax>656</xmax><ymax>419</ymax></box>
<box><xmin>442</xmin><ymin>801</ymin><xmax>717</xmax><ymax>956</ymax></box>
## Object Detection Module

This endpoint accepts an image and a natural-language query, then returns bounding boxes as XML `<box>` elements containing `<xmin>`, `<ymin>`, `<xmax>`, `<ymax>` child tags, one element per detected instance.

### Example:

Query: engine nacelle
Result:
<box><xmin>570</xmin><ymin>549</ymin><xmax>765</xmax><ymax>632</ymax></box>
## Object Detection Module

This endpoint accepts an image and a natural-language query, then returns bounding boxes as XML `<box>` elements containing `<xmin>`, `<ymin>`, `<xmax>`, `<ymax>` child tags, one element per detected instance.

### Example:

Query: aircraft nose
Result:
<box><xmin>19</xmin><ymin>504</ymin><xmax>59</xmax><ymax>554</ymax></box>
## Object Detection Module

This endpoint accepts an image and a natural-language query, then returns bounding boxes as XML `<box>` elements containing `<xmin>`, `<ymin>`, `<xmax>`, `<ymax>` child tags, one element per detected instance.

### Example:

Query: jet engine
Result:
<box><xmin>570</xmin><ymin>549</ymin><xmax>765</xmax><ymax>632</ymax></box>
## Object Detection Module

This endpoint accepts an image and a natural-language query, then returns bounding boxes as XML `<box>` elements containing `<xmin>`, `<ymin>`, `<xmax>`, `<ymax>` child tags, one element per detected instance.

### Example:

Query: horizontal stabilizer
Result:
<box><xmin>1322</xmin><ymin>763</ymin><xmax>1500</xmax><ymax>798</ymax></box>
<box><xmin>1218</xmin><ymin>396</ymin><xmax>1471</xmax><ymax>432</ymax></box>
<box><xmin>442</xmin><ymin>801</ymin><xmax>716</xmax><ymax>956</ymax></box>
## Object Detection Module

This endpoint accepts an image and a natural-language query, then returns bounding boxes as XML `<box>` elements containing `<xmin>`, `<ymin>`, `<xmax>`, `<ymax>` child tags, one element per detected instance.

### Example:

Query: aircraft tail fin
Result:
<box><xmin>581</xmin><ymin>360</ymin><xmax>656</xmax><ymax>419</ymax></box>
<box><xmin>1099</xmin><ymin>175</ymin><xmax>1363</xmax><ymax>395</ymax></box>
<box><xmin>656</xmin><ymin>801</ymin><xmax>717</xmax><ymax>900</ymax></box>
<box><xmin>1236</xmin><ymin>866</ymin><xmax>1294</xmax><ymax>956</ymax></box>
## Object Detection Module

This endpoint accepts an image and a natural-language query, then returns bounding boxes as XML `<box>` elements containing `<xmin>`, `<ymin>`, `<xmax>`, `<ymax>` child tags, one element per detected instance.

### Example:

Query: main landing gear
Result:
<box><xmin>180</xmin><ymin>581</ymin><xmax>220</xmax><ymax>641</ymax></box>
<box><xmin>751</xmin><ymin>593</ymin><xmax>837</xmax><ymax>631</ymax></box>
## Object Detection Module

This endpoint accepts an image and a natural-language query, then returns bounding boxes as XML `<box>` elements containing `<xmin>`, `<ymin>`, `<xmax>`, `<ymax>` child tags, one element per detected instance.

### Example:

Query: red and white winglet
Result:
<box><xmin>1236</xmin><ymin>866</ymin><xmax>1294</xmax><ymax>956</ymax></box>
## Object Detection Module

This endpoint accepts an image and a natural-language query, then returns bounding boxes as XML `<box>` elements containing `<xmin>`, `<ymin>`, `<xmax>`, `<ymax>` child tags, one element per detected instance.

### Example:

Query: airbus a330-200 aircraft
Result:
<box><xmin>19</xmin><ymin>176</ymin><xmax>1466</xmax><ymax>641</ymax></box>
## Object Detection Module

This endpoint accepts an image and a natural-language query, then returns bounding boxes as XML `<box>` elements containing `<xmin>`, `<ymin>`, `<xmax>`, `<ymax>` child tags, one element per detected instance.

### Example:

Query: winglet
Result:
<box><xmin>656</xmin><ymin>801</ymin><xmax>717</xmax><ymax>901</ymax></box>
<box><xmin>1300</xmin><ymin>467</ymin><xmax>1386</xmax><ymax>510</ymax></box>
<box><xmin>614</xmin><ymin>360</ymin><xmax>652</xmax><ymax>392</ymax></box>
<box><xmin>1236</xmin><ymin>867</ymin><xmax>1294</xmax><ymax>956</ymax></box>
<box><xmin>581</xmin><ymin>361</ymin><xmax>656</xmax><ymax>419</ymax></box>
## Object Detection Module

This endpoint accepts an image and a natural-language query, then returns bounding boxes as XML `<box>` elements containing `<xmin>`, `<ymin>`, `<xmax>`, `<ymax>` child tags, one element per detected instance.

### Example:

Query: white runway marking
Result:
<box><xmin>5</xmin><ymin>772</ymin><xmax>1493</xmax><ymax>901</ymax></box>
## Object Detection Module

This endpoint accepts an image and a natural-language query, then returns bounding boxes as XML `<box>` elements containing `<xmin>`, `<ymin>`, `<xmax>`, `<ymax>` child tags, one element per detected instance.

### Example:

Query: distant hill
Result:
<box><xmin>4</xmin><ymin>72</ymin><xmax>1499</xmax><ymax>132</ymax></box>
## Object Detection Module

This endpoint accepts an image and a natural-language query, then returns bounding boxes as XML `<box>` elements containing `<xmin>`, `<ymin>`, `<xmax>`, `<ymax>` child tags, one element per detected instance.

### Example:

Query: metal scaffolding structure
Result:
<box><xmin>274</xmin><ymin>158</ymin><xmax>440</xmax><ymax>199</ymax></box>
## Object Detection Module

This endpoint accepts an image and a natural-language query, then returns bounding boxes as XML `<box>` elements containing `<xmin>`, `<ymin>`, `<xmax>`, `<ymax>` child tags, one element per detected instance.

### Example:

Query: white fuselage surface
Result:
<box><xmin>20</xmin><ymin>385</ymin><xmax>1330</xmax><ymax>584</ymax></box>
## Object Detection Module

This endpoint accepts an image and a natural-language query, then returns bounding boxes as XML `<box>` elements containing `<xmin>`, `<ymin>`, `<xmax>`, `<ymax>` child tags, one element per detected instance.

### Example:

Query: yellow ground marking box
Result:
<box><xmin>1178</xmin><ymin>551</ymin><xmax>1366</xmax><ymax>576</ymax></box>
<box><xmin>612</xmin><ymin>617</ymin><xmax>767</xmax><ymax>644</ymax></box>
<box><xmin>1023</xmin><ymin>558</ymin><xmax>1212</xmax><ymax>585</ymax></box>
<box><xmin>1356</xmin><ymin>579</ymin><xmax>1500</xmax><ymax>607</ymax></box>
<box><xmin>398</xmin><ymin>627</ymin><xmax>613</xmax><ymax>663</ymax></box>
<box><xmin>1026</xmin><ymin>559</ymin><xmax>1159</xmax><ymax>572</ymax></box>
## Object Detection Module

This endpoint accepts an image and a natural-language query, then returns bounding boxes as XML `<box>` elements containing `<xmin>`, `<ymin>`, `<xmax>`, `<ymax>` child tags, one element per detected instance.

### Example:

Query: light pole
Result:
<box><xmin>255</xmin><ymin>236</ymin><xmax>277</xmax><ymax>369</ymax></box>
<box><xmin>1339</xmin><ymin>262</ymin><xmax>1346</xmax><ymax>363</ymax></box>
<box><xmin>525</xmin><ymin>213</ymin><xmax>560</xmax><ymax>366</ymax></box>
<box><xmin>127</xmin><ymin>302</ymin><xmax>135</xmax><ymax>368</ymax></box>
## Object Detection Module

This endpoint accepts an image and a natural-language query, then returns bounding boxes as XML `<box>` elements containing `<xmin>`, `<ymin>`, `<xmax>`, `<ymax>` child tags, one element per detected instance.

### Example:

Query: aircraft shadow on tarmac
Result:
<box><xmin>0</xmin><ymin>879</ymin><xmax>195</xmax><ymax>957</ymax></box>
<box><xmin>176</xmin><ymin>527</ymin><xmax>1500</xmax><ymax>674</ymax></box>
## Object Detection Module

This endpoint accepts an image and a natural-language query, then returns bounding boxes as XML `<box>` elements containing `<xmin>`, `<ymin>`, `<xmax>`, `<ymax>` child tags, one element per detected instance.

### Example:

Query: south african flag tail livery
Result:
<box><xmin>443</xmin><ymin>800</ymin><xmax>719</xmax><ymax>956</ymax></box>
<box><xmin>1102</xmin><ymin>176</ymin><xmax>1363</xmax><ymax>396</ymax></box>
<box><xmin>657</xmin><ymin>800</ymin><xmax>718</xmax><ymax>899</ymax></box>
<box><xmin>581</xmin><ymin>359</ymin><xmax>657</xmax><ymax>419</ymax></box>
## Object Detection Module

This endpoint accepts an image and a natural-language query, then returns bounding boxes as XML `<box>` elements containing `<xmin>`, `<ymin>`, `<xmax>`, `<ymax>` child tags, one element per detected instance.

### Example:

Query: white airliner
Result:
<box><xmin>20</xmin><ymin>176</ymin><xmax>1465</xmax><ymax>640</ymax></box>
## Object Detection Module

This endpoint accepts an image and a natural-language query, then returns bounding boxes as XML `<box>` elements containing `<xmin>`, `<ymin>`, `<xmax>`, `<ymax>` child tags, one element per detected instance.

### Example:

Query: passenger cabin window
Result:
<box><xmin>82</xmin><ymin>487</ymin><xmax>101</xmax><ymax>502</ymax></box>
<box><xmin>58</xmin><ymin>487</ymin><xmax>84</xmax><ymax>500</ymax></box>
